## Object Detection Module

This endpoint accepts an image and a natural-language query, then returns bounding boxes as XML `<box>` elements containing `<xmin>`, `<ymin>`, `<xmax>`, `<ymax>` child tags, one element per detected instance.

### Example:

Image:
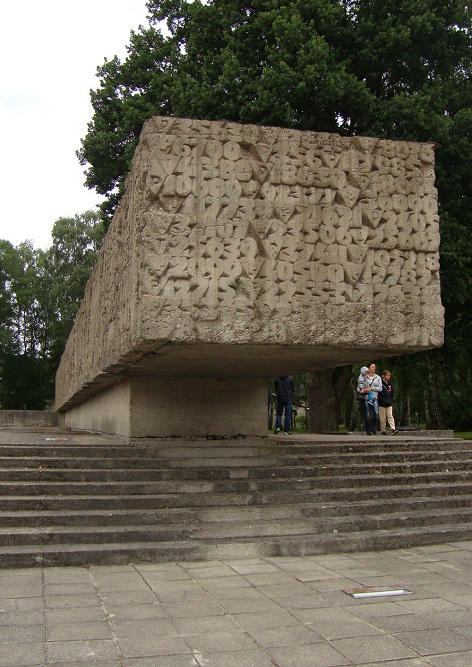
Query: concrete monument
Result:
<box><xmin>56</xmin><ymin>117</ymin><xmax>443</xmax><ymax>438</ymax></box>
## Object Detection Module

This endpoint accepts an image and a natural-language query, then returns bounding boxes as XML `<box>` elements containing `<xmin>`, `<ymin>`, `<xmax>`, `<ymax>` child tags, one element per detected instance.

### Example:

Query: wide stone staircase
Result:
<box><xmin>0</xmin><ymin>430</ymin><xmax>471</xmax><ymax>567</ymax></box>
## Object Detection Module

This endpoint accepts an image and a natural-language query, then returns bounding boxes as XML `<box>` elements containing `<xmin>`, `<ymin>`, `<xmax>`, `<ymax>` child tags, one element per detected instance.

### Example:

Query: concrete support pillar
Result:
<box><xmin>64</xmin><ymin>376</ymin><xmax>268</xmax><ymax>439</ymax></box>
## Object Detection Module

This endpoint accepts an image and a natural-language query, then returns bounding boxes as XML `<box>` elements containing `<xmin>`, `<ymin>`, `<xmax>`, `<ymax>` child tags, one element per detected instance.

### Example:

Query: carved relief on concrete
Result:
<box><xmin>133</xmin><ymin>118</ymin><xmax>440</xmax><ymax>337</ymax></box>
<box><xmin>56</xmin><ymin>117</ymin><xmax>443</xmax><ymax>412</ymax></box>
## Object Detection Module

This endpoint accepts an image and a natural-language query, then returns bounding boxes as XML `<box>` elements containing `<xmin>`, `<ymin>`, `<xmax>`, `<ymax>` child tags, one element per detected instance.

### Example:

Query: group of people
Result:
<box><xmin>271</xmin><ymin>364</ymin><xmax>398</xmax><ymax>437</ymax></box>
<box><xmin>357</xmin><ymin>363</ymin><xmax>398</xmax><ymax>436</ymax></box>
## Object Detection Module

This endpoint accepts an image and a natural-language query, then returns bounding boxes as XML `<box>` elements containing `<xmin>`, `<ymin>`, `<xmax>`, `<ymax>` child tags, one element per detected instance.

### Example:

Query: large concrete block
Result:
<box><xmin>56</xmin><ymin>117</ymin><xmax>443</xmax><ymax>437</ymax></box>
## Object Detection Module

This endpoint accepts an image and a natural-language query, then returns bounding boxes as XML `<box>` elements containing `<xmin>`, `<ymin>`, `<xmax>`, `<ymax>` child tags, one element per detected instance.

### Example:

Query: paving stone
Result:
<box><xmin>247</xmin><ymin>624</ymin><xmax>323</xmax><ymax>647</ymax></box>
<box><xmin>184</xmin><ymin>564</ymin><xmax>239</xmax><ymax>579</ymax></box>
<box><xmin>48</xmin><ymin>662</ymin><xmax>121</xmax><ymax>667</ymax></box>
<box><xmin>112</xmin><ymin>618</ymin><xmax>178</xmax><ymax>641</ymax></box>
<box><xmin>0</xmin><ymin>642</ymin><xmax>46</xmax><ymax>666</ymax></box>
<box><xmin>209</xmin><ymin>586</ymin><xmax>267</xmax><ymax>600</ymax></box>
<box><xmin>267</xmin><ymin>642</ymin><xmax>350</xmax><ymax>666</ymax></box>
<box><xmin>136</xmin><ymin>569</ymin><xmax>191</xmax><ymax>581</ymax></box>
<box><xmin>184</xmin><ymin>631</ymin><xmax>258</xmax><ymax>653</ymax></box>
<box><xmin>332</xmin><ymin>634</ymin><xmax>417</xmax><ymax>662</ymax></box>
<box><xmin>45</xmin><ymin>606</ymin><xmax>106</xmax><ymax>624</ymax></box>
<box><xmin>49</xmin><ymin>662</ymin><xmax>122</xmax><ymax>667</ymax></box>
<box><xmin>118</xmin><ymin>635</ymin><xmax>192</xmax><ymax>659</ymax></box>
<box><xmin>91</xmin><ymin>574</ymin><xmax>151</xmax><ymax>592</ymax></box>
<box><xmin>189</xmin><ymin>649</ymin><xmax>276</xmax><ymax>667</ymax></box>
<box><xmin>44</xmin><ymin>583</ymin><xmax>96</xmax><ymax>595</ymax></box>
<box><xmin>242</xmin><ymin>572</ymin><xmax>297</xmax><ymax>586</ymax></box>
<box><xmin>101</xmin><ymin>591</ymin><xmax>159</xmax><ymax>606</ymax></box>
<box><xmin>223</xmin><ymin>560</ymin><xmax>280</xmax><ymax>575</ymax></box>
<box><xmin>255</xmin><ymin>582</ymin><xmax>315</xmax><ymax>599</ymax></box>
<box><xmin>397</xmin><ymin>598</ymin><xmax>466</xmax><ymax>614</ymax></box>
<box><xmin>147</xmin><ymin>588</ymin><xmax>208</xmax><ymax>604</ymax></box>
<box><xmin>233</xmin><ymin>610</ymin><xmax>300</xmax><ymax>631</ymax></box>
<box><xmin>353</xmin><ymin>661</ymin><xmax>433</xmax><ymax>667</ymax></box>
<box><xmin>289</xmin><ymin>606</ymin><xmax>359</xmax><ymax>625</ymax></box>
<box><xmin>0</xmin><ymin>623</ymin><xmax>45</xmax><ymax>644</ymax></box>
<box><xmin>106</xmin><ymin>603</ymin><xmax>168</xmax><ymax>621</ymax></box>
<box><xmin>45</xmin><ymin>640</ymin><xmax>118</xmax><ymax>664</ymax></box>
<box><xmin>124</xmin><ymin>658</ymin><xmax>196</xmax><ymax>667</ymax></box>
<box><xmin>135</xmin><ymin>562</ymin><xmax>188</xmax><ymax>573</ymax></box>
<box><xmin>197</xmin><ymin>577</ymin><xmax>253</xmax><ymax>591</ymax></box>
<box><xmin>395</xmin><ymin>628</ymin><xmax>472</xmax><ymax>655</ymax></box>
<box><xmin>0</xmin><ymin>609</ymin><xmax>45</xmax><ymax>625</ymax></box>
<box><xmin>218</xmin><ymin>596</ymin><xmax>281</xmax><ymax>614</ymax></box>
<box><xmin>45</xmin><ymin>593</ymin><xmax>101</xmax><ymax>609</ymax></box>
<box><xmin>0</xmin><ymin>597</ymin><xmax>44</xmax><ymax>611</ymax></box>
<box><xmin>172</xmin><ymin>614</ymin><xmax>240</xmax><ymax>636</ymax></box>
<box><xmin>276</xmin><ymin>593</ymin><xmax>333</xmax><ymax>610</ymax></box>
<box><xmin>42</xmin><ymin>568</ymin><xmax>92</xmax><ymax>584</ymax></box>
<box><xmin>314</xmin><ymin>619</ymin><xmax>384</xmax><ymax>640</ymax></box>
<box><xmin>304</xmin><ymin>577</ymin><xmax>361</xmax><ymax>591</ymax></box>
<box><xmin>46</xmin><ymin>620</ymin><xmax>112</xmax><ymax>641</ymax></box>
<box><xmin>0</xmin><ymin>585</ymin><xmax>43</xmax><ymax>599</ymax></box>
<box><xmin>145</xmin><ymin>579</ymin><xmax>202</xmax><ymax>594</ymax></box>
<box><xmin>163</xmin><ymin>601</ymin><xmax>225</xmax><ymax>618</ymax></box>
<box><xmin>429</xmin><ymin>651</ymin><xmax>472</xmax><ymax>666</ymax></box>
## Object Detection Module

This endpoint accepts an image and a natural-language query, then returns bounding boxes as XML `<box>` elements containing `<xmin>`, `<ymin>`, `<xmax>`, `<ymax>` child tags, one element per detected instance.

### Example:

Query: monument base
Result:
<box><xmin>63</xmin><ymin>376</ymin><xmax>268</xmax><ymax>439</ymax></box>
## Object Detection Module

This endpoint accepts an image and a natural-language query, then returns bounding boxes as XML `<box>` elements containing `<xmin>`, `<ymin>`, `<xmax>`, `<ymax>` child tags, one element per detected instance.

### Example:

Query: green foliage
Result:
<box><xmin>0</xmin><ymin>354</ymin><xmax>51</xmax><ymax>410</ymax></box>
<box><xmin>0</xmin><ymin>212</ymin><xmax>105</xmax><ymax>409</ymax></box>
<box><xmin>43</xmin><ymin>211</ymin><xmax>106</xmax><ymax>368</ymax></box>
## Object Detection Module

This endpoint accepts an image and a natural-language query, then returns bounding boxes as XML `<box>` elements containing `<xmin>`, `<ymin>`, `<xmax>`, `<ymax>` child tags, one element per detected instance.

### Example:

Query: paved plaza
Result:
<box><xmin>3</xmin><ymin>541</ymin><xmax>472</xmax><ymax>666</ymax></box>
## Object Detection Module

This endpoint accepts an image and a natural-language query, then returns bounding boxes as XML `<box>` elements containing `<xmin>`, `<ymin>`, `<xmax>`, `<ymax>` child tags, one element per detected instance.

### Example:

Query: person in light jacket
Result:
<box><xmin>357</xmin><ymin>362</ymin><xmax>382</xmax><ymax>435</ymax></box>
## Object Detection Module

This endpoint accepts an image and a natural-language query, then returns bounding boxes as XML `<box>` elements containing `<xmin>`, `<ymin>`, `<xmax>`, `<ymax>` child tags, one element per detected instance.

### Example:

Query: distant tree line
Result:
<box><xmin>0</xmin><ymin>212</ymin><xmax>105</xmax><ymax>409</ymax></box>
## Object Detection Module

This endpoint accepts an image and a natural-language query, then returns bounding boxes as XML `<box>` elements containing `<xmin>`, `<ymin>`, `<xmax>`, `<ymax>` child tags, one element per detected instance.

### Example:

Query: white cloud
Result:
<box><xmin>0</xmin><ymin>0</ymin><xmax>150</xmax><ymax>249</ymax></box>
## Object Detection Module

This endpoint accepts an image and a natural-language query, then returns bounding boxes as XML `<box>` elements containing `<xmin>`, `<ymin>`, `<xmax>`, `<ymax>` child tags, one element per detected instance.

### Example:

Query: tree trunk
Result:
<box><xmin>425</xmin><ymin>363</ymin><xmax>445</xmax><ymax>429</ymax></box>
<box><xmin>307</xmin><ymin>365</ymin><xmax>352</xmax><ymax>433</ymax></box>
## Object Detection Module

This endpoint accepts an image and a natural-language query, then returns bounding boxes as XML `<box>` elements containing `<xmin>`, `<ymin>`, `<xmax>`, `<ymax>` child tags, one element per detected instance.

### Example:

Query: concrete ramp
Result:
<box><xmin>55</xmin><ymin>117</ymin><xmax>443</xmax><ymax>438</ymax></box>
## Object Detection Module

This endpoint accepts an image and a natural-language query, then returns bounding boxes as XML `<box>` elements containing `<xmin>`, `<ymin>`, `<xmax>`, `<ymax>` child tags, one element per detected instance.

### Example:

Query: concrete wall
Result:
<box><xmin>63</xmin><ymin>376</ymin><xmax>267</xmax><ymax>438</ymax></box>
<box><xmin>64</xmin><ymin>381</ymin><xmax>131</xmax><ymax>438</ymax></box>
<box><xmin>0</xmin><ymin>411</ymin><xmax>62</xmax><ymax>428</ymax></box>
<box><xmin>130</xmin><ymin>376</ymin><xmax>267</xmax><ymax>438</ymax></box>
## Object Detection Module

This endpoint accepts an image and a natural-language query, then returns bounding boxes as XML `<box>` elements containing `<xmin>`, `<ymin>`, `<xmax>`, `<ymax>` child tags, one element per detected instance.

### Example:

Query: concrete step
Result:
<box><xmin>0</xmin><ymin>457</ymin><xmax>470</xmax><ymax>483</ymax></box>
<box><xmin>2</xmin><ymin>449</ymin><xmax>472</xmax><ymax>473</ymax></box>
<box><xmin>1</xmin><ymin>467</ymin><xmax>472</xmax><ymax>496</ymax></box>
<box><xmin>0</xmin><ymin>433</ymin><xmax>470</xmax><ymax>567</ymax></box>
<box><xmin>1</xmin><ymin>478</ymin><xmax>472</xmax><ymax>512</ymax></box>
<box><xmin>2</xmin><ymin>493</ymin><xmax>472</xmax><ymax>528</ymax></box>
<box><xmin>2</xmin><ymin>505</ymin><xmax>472</xmax><ymax>547</ymax></box>
<box><xmin>0</xmin><ymin>437</ymin><xmax>465</xmax><ymax>460</ymax></box>
<box><xmin>0</xmin><ymin>520</ymin><xmax>472</xmax><ymax>568</ymax></box>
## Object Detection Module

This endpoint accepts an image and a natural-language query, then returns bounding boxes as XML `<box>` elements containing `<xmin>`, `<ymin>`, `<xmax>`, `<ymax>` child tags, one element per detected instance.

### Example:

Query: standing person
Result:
<box><xmin>274</xmin><ymin>376</ymin><xmax>295</xmax><ymax>435</ymax></box>
<box><xmin>357</xmin><ymin>363</ymin><xmax>382</xmax><ymax>435</ymax></box>
<box><xmin>379</xmin><ymin>370</ymin><xmax>398</xmax><ymax>435</ymax></box>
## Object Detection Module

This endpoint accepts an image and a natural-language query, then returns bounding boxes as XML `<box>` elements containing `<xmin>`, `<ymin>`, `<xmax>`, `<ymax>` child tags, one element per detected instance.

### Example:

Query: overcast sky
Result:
<box><xmin>0</xmin><ymin>0</ymin><xmax>151</xmax><ymax>249</ymax></box>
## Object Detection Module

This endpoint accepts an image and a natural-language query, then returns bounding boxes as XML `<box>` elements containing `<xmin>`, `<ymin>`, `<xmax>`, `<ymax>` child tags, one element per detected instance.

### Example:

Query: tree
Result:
<box><xmin>0</xmin><ymin>212</ymin><xmax>105</xmax><ymax>409</ymax></box>
<box><xmin>43</xmin><ymin>211</ymin><xmax>105</xmax><ymax>368</ymax></box>
<box><xmin>77</xmin><ymin>0</ymin><xmax>472</xmax><ymax>430</ymax></box>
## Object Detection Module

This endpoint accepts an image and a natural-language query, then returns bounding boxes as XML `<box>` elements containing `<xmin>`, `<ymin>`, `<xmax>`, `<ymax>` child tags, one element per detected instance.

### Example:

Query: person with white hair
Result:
<box><xmin>357</xmin><ymin>362</ymin><xmax>382</xmax><ymax>435</ymax></box>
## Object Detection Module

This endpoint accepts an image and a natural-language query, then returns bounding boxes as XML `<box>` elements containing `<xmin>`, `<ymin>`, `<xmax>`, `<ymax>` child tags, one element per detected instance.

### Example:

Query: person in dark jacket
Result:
<box><xmin>274</xmin><ymin>376</ymin><xmax>294</xmax><ymax>435</ymax></box>
<box><xmin>378</xmin><ymin>370</ymin><xmax>398</xmax><ymax>435</ymax></box>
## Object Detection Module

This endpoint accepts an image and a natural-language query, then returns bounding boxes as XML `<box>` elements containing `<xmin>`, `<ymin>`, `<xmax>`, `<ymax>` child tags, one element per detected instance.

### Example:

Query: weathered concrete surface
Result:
<box><xmin>0</xmin><ymin>410</ymin><xmax>61</xmax><ymax>428</ymax></box>
<box><xmin>56</xmin><ymin>117</ymin><xmax>443</xmax><ymax>437</ymax></box>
